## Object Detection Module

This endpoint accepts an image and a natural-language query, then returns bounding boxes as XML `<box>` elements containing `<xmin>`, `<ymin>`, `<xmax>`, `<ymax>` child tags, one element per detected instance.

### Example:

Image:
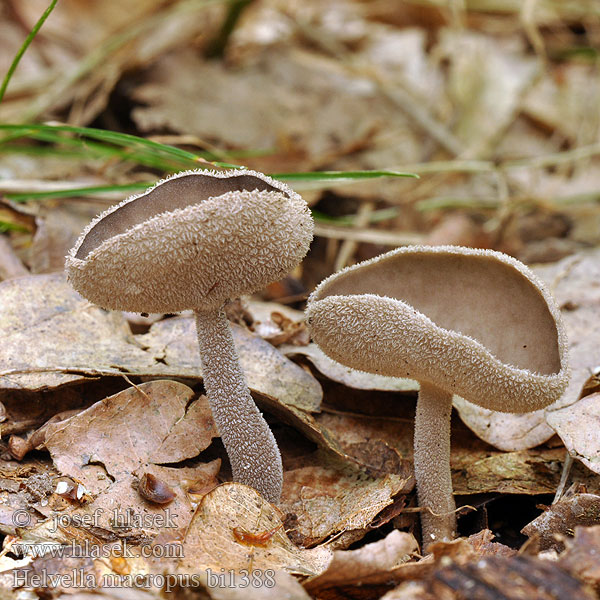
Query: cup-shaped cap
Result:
<box><xmin>306</xmin><ymin>246</ymin><xmax>569</xmax><ymax>413</ymax></box>
<box><xmin>66</xmin><ymin>169</ymin><xmax>313</xmax><ymax>313</ymax></box>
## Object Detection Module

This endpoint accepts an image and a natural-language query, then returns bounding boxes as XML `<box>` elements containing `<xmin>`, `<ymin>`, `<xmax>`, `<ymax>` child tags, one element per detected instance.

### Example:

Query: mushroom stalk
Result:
<box><xmin>414</xmin><ymin>381</ymin><xmax>456</xmax><ymax>547</ymax></box>
<box><xmin>195</xmin><ymin>308</ymin><xmax>283</xmax><ymax>503</ymax></box>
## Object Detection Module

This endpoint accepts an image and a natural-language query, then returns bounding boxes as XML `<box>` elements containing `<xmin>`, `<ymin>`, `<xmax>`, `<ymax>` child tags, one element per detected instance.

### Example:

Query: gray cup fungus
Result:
<box><xmin>306</xmin><ymin>245</ymin><xmax>569</xmax><ymax>548</ymax></box>
<box><xmin>66</xmin><ymin>169</ymin><xmax>313</xmax><ymax>504</ymax></box>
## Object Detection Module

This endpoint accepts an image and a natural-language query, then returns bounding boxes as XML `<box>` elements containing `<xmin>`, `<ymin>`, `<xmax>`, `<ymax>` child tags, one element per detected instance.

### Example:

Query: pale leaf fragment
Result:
<box><xmin>44</xmin><ymin>380</ymin><xmax>219</xmax><ymax>535</ymax></box>
<box><xmin>178</xmin><ymin>483</ymin><xmax>332</xmax><ymax>576</ymax></box>
<box><xmin>522</xmin><ymin>493</ymin><xmax>600</xmax><ymax>551</ymax></box>
<box><xmin>304</xmin><ymin>529</ymin><xmax>418</xmax><ymax>592</ymax></box>
<box><xmin>282</xmin><ymin>464</ymin><xmax>411</xmax><ymax>547</ymax></box>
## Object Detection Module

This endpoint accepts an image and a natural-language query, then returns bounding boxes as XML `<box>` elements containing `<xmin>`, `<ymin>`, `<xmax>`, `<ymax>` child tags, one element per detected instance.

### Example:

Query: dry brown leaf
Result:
<box><xmin>546</xmin><ymin>393</ymin><xmax>600</xmax><ymax>475</ymax></box>
<box><xmin>522</xmin><ymin>493</ymin><xmax>600</xmax><ymax>552</ymax></box>
<box><xmin>281</xmin><ymin>460</ymin><xmax>411</xmax><ymax>547</ymax></box>
<box><xmin>43</xmin><ymin>380</ymin><xmax>219</xmax><ymax>536</ymax></box>
<box><xmin>45</xmin><ymin>380</ymin><xmax>215</xmax><ymax>492</ymax></box>
<box><xmin>282</xmin><ymin>344</ymin><xmax>417</xmax><ymax>392</ymax></box>
<box><xmin>178</xmin><ymin>483</ymin><xmax>332</xmax><ymax>576</ymax></box>
<box><xmin>451</xmin><ymin>401</ymin><xmax>554</xmax><ymax>452</ymax></box>
<box><xmin>437</xmin><ymin>30</ymin><xmax>538</xmax><ymax>158</ymax></box>
<box><xmin>452</xmin><ymin>448</ymin><xmax>565</xmax><ymax>495</ymax></box>
<box><xmin>304</xmin><ymin>529</ymin><xmax>418</xmax><ymax>592</ymax></box>
<box><xmin>0</xmin><ymin>273</ymin><xmax>157</xmax><ymax>390</ymax></box>
<box><xmin>138</xmin><ymin>316</ymin><xmax>321</xmax><ymax>414</ymax></box>
<box><xmin>557</xmin><ymin>526</ymin><xmax>600</xmax><ymax>591</ymax></box>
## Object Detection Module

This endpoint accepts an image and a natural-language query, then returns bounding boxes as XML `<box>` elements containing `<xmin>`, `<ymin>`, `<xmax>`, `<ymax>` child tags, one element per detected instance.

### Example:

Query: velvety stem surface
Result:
<box><xmin>195</xmin><ymin>308</ymin><xmax>283</xmax><ymax>503</ymax></box>
<box><xmin>414</xmin><ymin>381</ymin><xmax>456</xmax><ymax>548</ymax></box>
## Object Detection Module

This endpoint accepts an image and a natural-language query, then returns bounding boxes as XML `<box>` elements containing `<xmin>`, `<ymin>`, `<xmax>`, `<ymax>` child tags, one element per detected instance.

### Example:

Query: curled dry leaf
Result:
<box><xmin>0</xmin><ymin>275</ymin><xmax>323</xmax><ymax>426</ymax></box>
<box><xmin>0</xmin><ymin>273</ymin><xmax>157</xmax><ymax>391</ymax></box>
<box><xmin>178</xmin><ymin>483</ymin><xmax>332</xmax><ymax>576</ymax></box>
<box><xmin>557</xmin><ymin>526</ymin><xmax>600</xmax><ymax>591</ymax></box>
<box><xmin>304</xmin><ymin>529</ymin><xmax>418</xmax><ymax>593</ymax></box>
<box><xmin>281</xmin><ymin>343</ymin><xmax>417</xmax><ymax>392</ymax></box>
<box><xmin>281</xmin><ymin>461</ymin><xmax>412</xmax><ymax>548</ymax></box>
<box><xmin>43</xmin><ymin>380</ymin><xmax>220</xmax><ymax>535</ymax></box>
<box><xmin>546</xmin><ymin>393</ymin><xmax>600</xmax><ymax>475</ymax></box>
<box><xmin>522</xmin><ymin>493</ymin><xmax>600</xmax><ymax>552</ymax></box>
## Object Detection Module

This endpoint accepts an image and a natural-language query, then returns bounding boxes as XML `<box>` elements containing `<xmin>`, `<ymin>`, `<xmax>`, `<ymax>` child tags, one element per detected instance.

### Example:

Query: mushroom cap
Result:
<box><xmin>306</xmin><ymin>246</ymin><xmax>569</xmax><ymax>413</ymax></box>
<box><xmin>66</xmin><ymin>169</ymin><xmax>313</xmax><ymax>313</ymax></box>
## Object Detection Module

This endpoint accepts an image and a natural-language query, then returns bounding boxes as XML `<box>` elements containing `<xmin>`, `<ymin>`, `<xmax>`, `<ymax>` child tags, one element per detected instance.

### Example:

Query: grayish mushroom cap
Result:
<box><xmin>66</xmin><ymin>169</ymin><xmax>313</xmax><ymax>313</ymax></box>
<box><xmin>306</xmin><ymin>245</ymin><xmax>569</xmax><ymax>413</ymax></box>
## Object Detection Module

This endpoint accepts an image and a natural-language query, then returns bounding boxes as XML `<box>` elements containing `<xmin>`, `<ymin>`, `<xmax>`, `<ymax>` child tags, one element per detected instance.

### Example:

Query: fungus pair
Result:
<box><xmin>305</xmin><ymin>246</ymin><xmax>569</xmax><ymax>546</ymax></box>
<box><xmin>67</xmin><ymin>170</ymin><xmax>569</xmax><ymax>550</ymax></box>
<box><xmin>66</xmin><ymin>169</ymin><xmax>313</xmax><ymax>504</ymax></box>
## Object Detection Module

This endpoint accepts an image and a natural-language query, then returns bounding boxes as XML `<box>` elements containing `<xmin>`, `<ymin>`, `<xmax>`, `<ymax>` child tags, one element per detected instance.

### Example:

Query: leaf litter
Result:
<box><xmin>2</xmin><ymin>0</ymin><xmax>600</xmax><ymax>597</ymax></box>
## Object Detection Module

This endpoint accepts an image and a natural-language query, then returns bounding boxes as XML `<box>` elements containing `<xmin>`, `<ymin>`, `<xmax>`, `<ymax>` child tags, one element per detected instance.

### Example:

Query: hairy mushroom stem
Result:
<box><xmin>194</xmin><ymin>308</ymin><xmax>283</xmax><ymax>504</ymax></box>
<box><xmin>414</xmin><ymin>381</ymin><xmax>456</xmax><ymax>547</ymax></box>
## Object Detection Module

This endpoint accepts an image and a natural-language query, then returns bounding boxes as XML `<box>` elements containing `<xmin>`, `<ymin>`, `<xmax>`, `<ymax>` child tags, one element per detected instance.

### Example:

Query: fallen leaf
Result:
<box><xmin>44</xmin><ymin>380</ymin><xmax>219</xmax><ymax>536</ymax></box>
<box><xmin>281</xmin><ymin>459</ymin><xmax>412</xmax><ymax>547</ymax></box>
<box><xmin>45</xmin><ymin>380</ymin><xmax>215</xmax><ymax>491</ymax></box>
<box><xmin>304</xmin><ymin>529</ymin><xmax>418</xmax><ymax>592</ymax></box>
<box><xmin>0</xmin><ymin>273</ymin><xmax>157</xmax><ymax>390</ymax></box>
<box><xmin>452</xmin><ymin>401</ymin><xmax>555</xmax><ymax>452</ymax></box>
<box><xmin>545</xmin><ymin>393</ymin><xmax>600</xmax><ymax>475</ymax></box>
<box><xmin>452</xmin><ymin>448</ymin><xmax>564</xmax><ymax>495</ymax></box>
<box><xmin>557</xmin><ymin>526</ymin><xmax>600</xmax><ymax>591</ymax></box>
<box><xmin>282</xmin><ymin>343</ymin><xmax>417</xmax><ymax>392</ymax></box>
<box><xmin>178</xmin><ymin>483</ymin><xmax>332</xmax><ymax>576</ymax></box>
<box><xmin>522</xmin><ymin>493</ymin><xmax>600</xmax><ymax>551</ymax></box>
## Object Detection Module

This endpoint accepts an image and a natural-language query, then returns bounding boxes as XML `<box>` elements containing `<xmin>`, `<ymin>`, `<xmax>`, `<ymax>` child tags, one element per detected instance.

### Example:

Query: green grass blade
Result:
<box><xmin>0</xmin><ymin>0</ymin><xmax>58</xmax><ymax>104</ymax></box>
<box><xmin>0</xmin><ymin>124</ymin><xmax>242</xmax><ymax>172</ymax></box>
<box><xmin>275</xmin><ymin>170</ymin><xmax>418</xmax><ymax>181</ymax></box>
<box><xmin>5</xmin><ymin>183</ymin><xmax>151</xmax><ymax>203</ymax></box>
<box><xmin>275</xmin><ymin>169</ymin><xmax>418</xmax><ymax>190</ymax></box>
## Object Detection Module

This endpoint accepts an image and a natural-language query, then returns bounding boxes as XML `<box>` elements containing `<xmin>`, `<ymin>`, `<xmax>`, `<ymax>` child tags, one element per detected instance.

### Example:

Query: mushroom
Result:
<box><xmin>65</xmin><ymin>169</ymin><xmax>313</xmax><ymax>503</ymax></box>
<box><xmin>305</xmin><ymin>245</ymin><xmax>569</xmax><ymax>547</ymax></box>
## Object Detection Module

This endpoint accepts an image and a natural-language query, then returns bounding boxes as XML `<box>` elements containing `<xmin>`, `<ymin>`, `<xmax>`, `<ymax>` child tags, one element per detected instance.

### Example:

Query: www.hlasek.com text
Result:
<box><xmin>12</xmin><ymin>539</ymin><xmax>182</xmax><ymax>560</ymax></box>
